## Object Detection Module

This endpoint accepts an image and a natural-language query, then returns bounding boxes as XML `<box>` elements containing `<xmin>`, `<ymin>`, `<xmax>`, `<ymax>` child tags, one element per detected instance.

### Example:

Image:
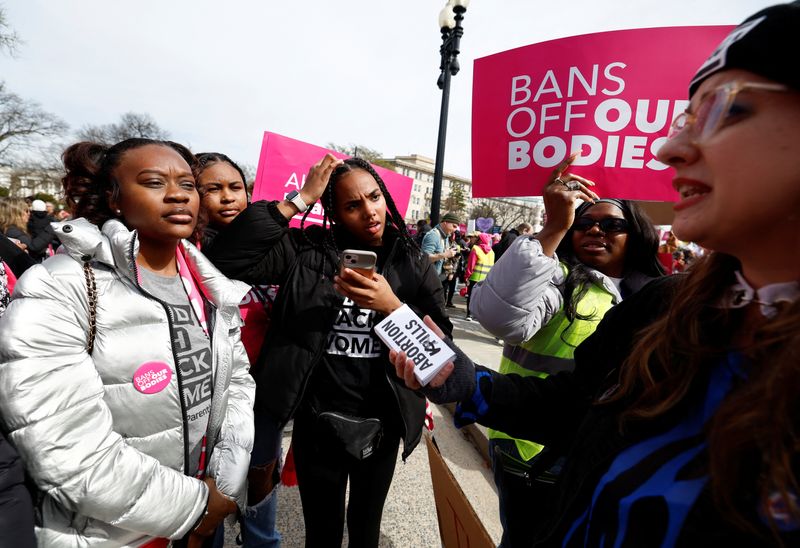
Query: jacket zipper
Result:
<box><xmin>318</xmin><ymin>411</ymin><xmax>380</xmax><ymax>425</ymax></box>
<box><xmin>283</xmin><ymin>359</ymin><xmax>317</xmax><ymax>428</ymax></box>
<box><xmin>203</xmin><ymin>301</ymin><xmax>226</xmax><ymax>453</ymax></box>
<box><xmin>378</xmin><ymin>241</ymin><xmax>412</xmax><ymax>460</ymax></box>
<box><xmin>282</xmin><ymin>272</ymin><xmax>340</xmax><ymax>428</ymax></box>
<box><xmin>129</xmin><ymin>240</ymin><xmax>192</xmax><ymax>473</ymax></box>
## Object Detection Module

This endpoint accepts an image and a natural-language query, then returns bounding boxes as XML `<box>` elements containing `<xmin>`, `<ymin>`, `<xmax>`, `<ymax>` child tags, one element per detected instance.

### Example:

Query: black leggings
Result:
<box><xmin>292</xmin><ymin>414</ymin><xmax>400</xmax><ymax>548</ymax></box>
<box><xmin>444</xmin><ymin>275</ymin><xmax>457</xmax><ymax>304</ymax></box>
<box><xmin>466</xmin><ymin>279</ymin><xmax>478</xmax><ymax>315</ymax></box>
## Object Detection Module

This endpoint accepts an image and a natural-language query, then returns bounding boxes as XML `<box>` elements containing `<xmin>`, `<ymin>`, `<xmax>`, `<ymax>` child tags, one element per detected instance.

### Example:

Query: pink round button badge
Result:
<box><xmin>132</xmin><ymin>362</ymin><xmax>172</xmax><ymax>394</ymax></box>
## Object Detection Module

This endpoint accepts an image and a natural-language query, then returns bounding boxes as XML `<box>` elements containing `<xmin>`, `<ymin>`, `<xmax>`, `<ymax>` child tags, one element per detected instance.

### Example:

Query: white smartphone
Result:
<box><xmin>340</xmin><ymin>249</ymin><xmax>378</xmax><ymax>278</ymax></box>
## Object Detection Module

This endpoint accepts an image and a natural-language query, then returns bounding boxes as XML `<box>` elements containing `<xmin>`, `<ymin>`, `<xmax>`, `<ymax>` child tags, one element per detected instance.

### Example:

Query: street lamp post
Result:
<box><xmin>430</xmin><ymin>0</ymin><xmax>469</xmax><ymax>227</ymax></box>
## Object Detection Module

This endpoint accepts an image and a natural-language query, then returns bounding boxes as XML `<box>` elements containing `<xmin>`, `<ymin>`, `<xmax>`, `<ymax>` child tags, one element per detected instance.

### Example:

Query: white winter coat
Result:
<box><xmin>0</xmin><ymin>218</ymin><xmax>255</xmax><ymax>547</ymax></box>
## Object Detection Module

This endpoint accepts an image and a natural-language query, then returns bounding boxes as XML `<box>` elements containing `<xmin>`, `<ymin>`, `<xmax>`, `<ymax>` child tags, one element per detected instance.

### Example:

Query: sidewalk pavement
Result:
<box><xmin>225</xmin><ymin>289</ymin><xmax>506</xmax><ymax>547</ymax></box>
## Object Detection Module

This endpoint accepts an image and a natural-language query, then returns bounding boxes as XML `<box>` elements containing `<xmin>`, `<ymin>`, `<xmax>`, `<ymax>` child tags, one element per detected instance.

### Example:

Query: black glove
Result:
<box><xmin>420</xmin><ymin>336</ymin><xmax>477</xmax><ymax>404</ymax></box>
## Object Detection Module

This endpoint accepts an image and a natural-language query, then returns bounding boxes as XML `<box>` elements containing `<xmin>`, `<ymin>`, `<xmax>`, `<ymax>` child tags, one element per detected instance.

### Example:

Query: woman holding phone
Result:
<box><xmin>205</xmin><ymin>155</ymin><xmax>451</xmax><ymax>547</ymax></box>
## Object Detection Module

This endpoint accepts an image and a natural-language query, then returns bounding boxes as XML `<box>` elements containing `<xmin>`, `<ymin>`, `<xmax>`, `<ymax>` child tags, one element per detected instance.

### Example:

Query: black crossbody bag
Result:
<box><xmin>317</xmin><ymin>411</ymin><xmax>383</xmax><ymax>461</ymax></box>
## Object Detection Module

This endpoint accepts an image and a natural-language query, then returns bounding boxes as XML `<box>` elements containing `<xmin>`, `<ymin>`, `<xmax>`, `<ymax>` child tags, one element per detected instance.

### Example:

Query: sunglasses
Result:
<box><xmin>572</xmin><ymin>217</ymin><xmax>629</xmax><ymax>233</ymax></box>
<box><xmin>668</xmin><ymin>81</ymin><xmax>789</xmax><ymax>144</ymax></box>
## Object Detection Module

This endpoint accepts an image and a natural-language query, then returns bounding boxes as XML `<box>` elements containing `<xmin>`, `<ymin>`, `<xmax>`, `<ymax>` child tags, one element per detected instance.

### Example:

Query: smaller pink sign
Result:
<box><xmin>252</xmin><ymin>132</ymin><xmax>413</xmax><ymax>228</ymax></box>
<box><xmin>133</xmin><ymin>362</ymin><xmax>172</xmax><ymax>394</ymax></box>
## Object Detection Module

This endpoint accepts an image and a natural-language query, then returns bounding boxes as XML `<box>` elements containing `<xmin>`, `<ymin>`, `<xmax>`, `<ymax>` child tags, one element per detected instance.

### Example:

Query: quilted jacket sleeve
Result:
<box><xmin>470</xmin><ymin>236</ymin><xmax>565</xmax><ymax>344</ymax></box>
<box><xmin>206</xmin><ymin>316</ymin><xmax>255</xmax><ymax>512</ymax></box>
<box><xmin>204</xmin><ymin>200</ymin><xmax>295</xmax><ymax>286</ymax></box>
<box><xmin>0</xmin><ymin>261</ymin><xmax>208</xmax><ymax>540</ymax></box>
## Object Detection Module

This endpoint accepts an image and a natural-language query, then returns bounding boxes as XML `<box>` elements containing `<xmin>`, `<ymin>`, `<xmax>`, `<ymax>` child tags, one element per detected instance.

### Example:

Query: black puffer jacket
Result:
<box><xmin>0</xmin><ymin>233</ymin><xmax>35</xmax><ymax>278</ymax></box>
<box><xmin>0</xmin><ymin>431</ymin><xmax>35</xmax><ymax>548</ymax></box>
<box><xmin>25</xmin><ymin>212</ymin><xmax>57</xmax><ymax>262</ymax></box>
<box><xmin>476</xmin><ymin>275</ymin><xmax>799</xmax><ymax>546</ymax></box>
<box><xmin>205</xmin><ymin>201</ymin><xmax>452</xmax><ymax>459</ymax></box>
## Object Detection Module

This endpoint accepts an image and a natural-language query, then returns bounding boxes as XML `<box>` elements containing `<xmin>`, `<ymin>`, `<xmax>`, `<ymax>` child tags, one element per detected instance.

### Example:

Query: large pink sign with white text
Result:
<box><xmin>471</xmin><ymin>26</ymin><xmax>733</xmax><ymax>201</ymax></box>
<box><xmin>253</xmin><ymin>132</ymin><xmax>413</xmax><ymax>227</ymax></box>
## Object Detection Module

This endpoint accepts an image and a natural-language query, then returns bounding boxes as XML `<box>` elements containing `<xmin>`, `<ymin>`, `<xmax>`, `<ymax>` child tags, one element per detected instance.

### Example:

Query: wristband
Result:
<box><xmin>285</xmin><ymin>190</ymin><xmax>308</xmax><ymax>213</ymax></box>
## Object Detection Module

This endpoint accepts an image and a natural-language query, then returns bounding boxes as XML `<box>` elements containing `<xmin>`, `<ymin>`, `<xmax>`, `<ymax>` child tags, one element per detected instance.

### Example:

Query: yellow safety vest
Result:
<box><xmin>488</xmin><ymin>266</ymin><xmax>615</xmax><ymax>461</ymax></box>
<box><xmin>468</xmin><ymin>247</ymin><xmax>495</xmax><ymax>282</ymax></box>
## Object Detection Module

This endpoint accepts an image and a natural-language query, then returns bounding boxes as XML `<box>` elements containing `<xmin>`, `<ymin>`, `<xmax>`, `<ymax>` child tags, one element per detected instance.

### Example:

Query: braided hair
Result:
<box><xmin>192</xmin><ymin>152</ymin><xmax>248</xmax><ymax>243</ymax></box>
<box><xmin>194</xmin><ymin>152</ymin><xmax>249</xmax><ymax>198</ymax></box>
<box><xmin>298</xmin><ymin>157</ymin><xmax>419</xmax><ymax>276</ymax></box>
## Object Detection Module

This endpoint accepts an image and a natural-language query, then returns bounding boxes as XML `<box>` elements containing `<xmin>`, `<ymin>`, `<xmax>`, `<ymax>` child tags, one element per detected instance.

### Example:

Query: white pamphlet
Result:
<box><xmin>375</xmin><ymin>304</ymin><xmax>456</xmax><ymax>386</ymax></box>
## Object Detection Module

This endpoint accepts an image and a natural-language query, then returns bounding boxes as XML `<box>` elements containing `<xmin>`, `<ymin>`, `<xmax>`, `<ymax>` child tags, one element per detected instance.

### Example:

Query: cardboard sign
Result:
<box><xmin>426</xmin><ymin>434</ymin><xmax>494</xmax><ymax>548</ymax></box>
<box><xmin>374</xmin><ymin>304</ymin><xmax>456</xmax><ymax>386</ymax></box>
<box><xmin>471</xmin><ymin>26</ymin><xmax>734</xmax><ymax>201</ymax></box>
<box><xmin>252</xmin><ymin>132</ymin><xmax>414</xmax><ymax>228</ymax></box>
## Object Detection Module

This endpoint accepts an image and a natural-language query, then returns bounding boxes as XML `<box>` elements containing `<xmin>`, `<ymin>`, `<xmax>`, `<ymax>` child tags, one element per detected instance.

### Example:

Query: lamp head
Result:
<box><xmin>438</xmin><ymin>3</ymin><xmax>456</xmax><ymax>29</ymax></box>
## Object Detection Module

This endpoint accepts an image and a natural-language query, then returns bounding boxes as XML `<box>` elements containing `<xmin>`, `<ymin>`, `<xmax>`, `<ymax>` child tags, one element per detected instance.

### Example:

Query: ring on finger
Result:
<box><xmin>555</xmin><ymin>177</ymin><xmax>567</xmax><ymax>187</ymax></box>
<box><xmin>566</xmin><ymin>181</ymin><xmax>581</xmax><ymax>191</ymax></box>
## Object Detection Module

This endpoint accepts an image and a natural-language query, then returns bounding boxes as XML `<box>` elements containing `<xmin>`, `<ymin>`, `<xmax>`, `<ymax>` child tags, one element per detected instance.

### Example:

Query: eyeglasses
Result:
<box><xmin>668</xmin><ymin>81</ymin><xmax>789</xmax><ymax>143</ymax></box>
<box><xmin>572</xmin><ymin>217</ymin><xmax>629</xmax><ymax>233</ymax></box>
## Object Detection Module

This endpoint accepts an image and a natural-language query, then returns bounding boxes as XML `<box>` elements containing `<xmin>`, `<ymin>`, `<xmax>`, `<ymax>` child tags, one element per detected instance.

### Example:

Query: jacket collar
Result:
<box><xmin>583</xmin><ymin>268</ymin><xmax>657</xmax><ymax>304</ymax></box>
<box><xmin>53</xmin><ymin>218</ymin><xmax>135</xmax><ymax>278</ymax></box>
<box><xmin>180</xmin><ymin>239</ymin><xmax>250</xmax><ymax>322</ymax></box>
<box><xmin>54</xmin><ymin>218</ymin><xmax>249</xmax><ymax>316</ymax></box>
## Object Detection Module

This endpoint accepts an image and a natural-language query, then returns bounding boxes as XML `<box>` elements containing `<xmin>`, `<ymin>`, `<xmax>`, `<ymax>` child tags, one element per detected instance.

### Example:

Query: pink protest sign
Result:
<box><xmin>253</xmin><ymin>132</ymin><xmax>413</xmax><ymax>227</ymax></box>
<box><xmin>471</xmin><ymin>26</ymin><xmax>734</xmax><ymax>201</ymax></box>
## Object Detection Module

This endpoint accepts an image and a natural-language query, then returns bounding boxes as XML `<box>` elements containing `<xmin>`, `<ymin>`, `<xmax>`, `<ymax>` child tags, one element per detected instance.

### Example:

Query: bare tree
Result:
<box><xmin>470</xmin><ymin>200</ymin><xmax>497</xmax><ymax>221</ymax></box>
<box><xmin>0</xmin><ymin>6</ymin><xmax>21</xmax><ymax>56</ymax></box>
<box><xmin>0</xmin><ymin>82</ymin><xmax>69</xmax><ymax>161</ymax></box>
<box><xmin>77</xmin><ymin>112</ymin><xmax>170</xmax><ymax>145</ymax></box>
<box><xmin>240</xmin><ymin>163</ymin><xmax>256</xmax><ymax>185</ymax></box>
<box><xmin>326</xmin><ymin>142</ymin><xmax>395</xmax><ymax>170</ymax></box>
<box><xmin>0</xmin><ymin>6</ymin><xmax>66</xmax><ymax>185</ymax></box>
<box><xmin>490</xmin><ymin>199</ymin><xmax>529</xmax><ymax>230</ymax></box>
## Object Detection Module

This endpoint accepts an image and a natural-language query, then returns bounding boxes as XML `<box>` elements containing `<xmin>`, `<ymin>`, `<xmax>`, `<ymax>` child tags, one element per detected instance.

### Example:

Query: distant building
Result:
<box><xmin>0</xmin><ymin>165</ymin><xmax>63</xmax><ymax>199</ymax></box>
<box><xmin>381</xmin><ymin>154</ymin><xmax>544</xmax><ymax>232</ymax></box>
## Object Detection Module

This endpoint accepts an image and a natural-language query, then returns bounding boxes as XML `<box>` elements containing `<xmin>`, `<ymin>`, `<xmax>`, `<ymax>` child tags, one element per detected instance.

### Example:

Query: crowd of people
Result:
<box><xmin>0</xmin><ymin>2</ymin><xmax>798</xmax><ymax>547</ymax></box>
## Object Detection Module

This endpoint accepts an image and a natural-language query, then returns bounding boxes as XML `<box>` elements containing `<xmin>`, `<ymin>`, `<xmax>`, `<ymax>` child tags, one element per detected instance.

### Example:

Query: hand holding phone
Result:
<box><xmin>335</xmin><ymin>250</ymin><xmax>402</xmax><ymax>314</ymax></box>
<box><xmin>340</xmin><ymin>249</ymin><xmax>377</xmax><ymax>279</ymax></box>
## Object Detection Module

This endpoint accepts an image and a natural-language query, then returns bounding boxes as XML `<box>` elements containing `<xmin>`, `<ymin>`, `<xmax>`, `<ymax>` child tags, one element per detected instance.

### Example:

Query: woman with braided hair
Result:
<box><xmin>205</xmin><ymin>153</ymin><xmax>452</xmax><ymax>547</ymax></box>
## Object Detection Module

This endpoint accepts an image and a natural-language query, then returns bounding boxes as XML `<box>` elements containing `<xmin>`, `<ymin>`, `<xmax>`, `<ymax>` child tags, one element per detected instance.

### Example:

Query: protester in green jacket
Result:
<box><xmin>469</xmin><ymin>168</ymin><xmax>663</xmax><ymax>546</ymax></box>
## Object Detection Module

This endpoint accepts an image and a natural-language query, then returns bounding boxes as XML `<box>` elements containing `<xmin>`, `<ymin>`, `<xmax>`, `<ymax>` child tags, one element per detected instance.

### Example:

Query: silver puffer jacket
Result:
<box><xmin>0</xmin><ymin>218</ymin><xmax>255</xmax><ymax>547</ymax></box>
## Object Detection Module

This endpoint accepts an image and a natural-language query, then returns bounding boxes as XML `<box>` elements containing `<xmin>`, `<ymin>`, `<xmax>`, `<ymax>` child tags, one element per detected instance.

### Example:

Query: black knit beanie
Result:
<box><xmin>689</xmin><ymin>1</ymin><xmax>800</xmax><ymax>97</ymax></box>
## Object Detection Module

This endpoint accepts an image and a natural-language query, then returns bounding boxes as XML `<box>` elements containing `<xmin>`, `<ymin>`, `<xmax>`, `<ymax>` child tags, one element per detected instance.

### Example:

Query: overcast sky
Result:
<box><xmin>2</xmin><ymin>0</ymin><xmax>776</xmax><ymax>179</ymax></box>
